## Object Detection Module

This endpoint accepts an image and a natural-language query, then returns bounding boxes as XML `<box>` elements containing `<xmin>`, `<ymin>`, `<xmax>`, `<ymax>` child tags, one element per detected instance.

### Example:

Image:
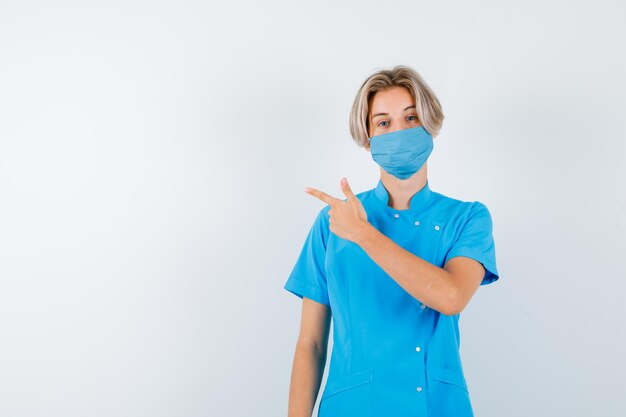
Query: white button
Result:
<box><xmin>416</xmin><ymin>386</ymin><xmax>423</xmax><ymax>392</ymax></box>
<box><xmin>420</xmin><ymin>304</ymin><xmax>427</xmax><ymax>309</ymax></box>
<box><xmin>394</xmin><ymin>213</ymin><xmax>400</xmax><ymax>218</ymax></box>
<box><xmin>414</xmin><ymin>220</ymin><xmax>420</xmax><ymax>226</ymax></box>
<box><xmin>415</xmin><ymin>346</ymin><xmax>421</xmax><ymax>352</ymax></box>
<box><xmin>434</xmin><ymin>225</ymin><xmax>440</xmax><ymax>231</ymax></box>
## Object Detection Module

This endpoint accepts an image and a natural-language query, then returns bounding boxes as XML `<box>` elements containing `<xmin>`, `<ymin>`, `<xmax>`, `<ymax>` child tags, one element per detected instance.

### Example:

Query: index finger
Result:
<box><xmin>305</xmin><ymin>187</ymin><xmax>340</xmax><ymax>206</ymax></box>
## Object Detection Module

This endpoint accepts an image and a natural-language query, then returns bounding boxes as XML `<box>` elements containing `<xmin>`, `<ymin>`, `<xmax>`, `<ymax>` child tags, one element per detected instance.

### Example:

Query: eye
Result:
<box><xmin>377</xmin><ymin>120</ymin><xmax>389</xmax><ymax>127</ymax></box>
<box><xmin>407</xmin><ymin>114</ymin><xmax>418</xmax><ymax>121</ymax></box>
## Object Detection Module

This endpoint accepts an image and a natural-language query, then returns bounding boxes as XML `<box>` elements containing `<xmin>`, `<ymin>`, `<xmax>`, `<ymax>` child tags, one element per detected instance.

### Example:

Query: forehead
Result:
<box><xmin>369</xmin><ymin>86</ymin><xmax>414</xmax><ymax>114</ymax></box>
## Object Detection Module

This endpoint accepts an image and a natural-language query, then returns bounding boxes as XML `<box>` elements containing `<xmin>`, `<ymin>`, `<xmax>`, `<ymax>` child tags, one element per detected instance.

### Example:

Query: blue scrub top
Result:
<box><xmin>284</xmin><ymin>178</ymin><xmax>499</xmax><ymax>417</ymax></box>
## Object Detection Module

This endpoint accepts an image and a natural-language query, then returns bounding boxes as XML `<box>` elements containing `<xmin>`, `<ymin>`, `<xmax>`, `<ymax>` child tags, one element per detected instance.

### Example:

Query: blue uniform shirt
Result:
<box><xmin>284</xmin><ymin>179</ymin><xmax>499</xmax><ymax>417</ymax></box>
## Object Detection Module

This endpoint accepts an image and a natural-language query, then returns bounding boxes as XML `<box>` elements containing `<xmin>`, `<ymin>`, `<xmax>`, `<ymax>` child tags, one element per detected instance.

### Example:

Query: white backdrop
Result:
<box><xmin>1</xmin><ymin>1</ymin><xmax>625</xmax><ymax>416</ymax></box>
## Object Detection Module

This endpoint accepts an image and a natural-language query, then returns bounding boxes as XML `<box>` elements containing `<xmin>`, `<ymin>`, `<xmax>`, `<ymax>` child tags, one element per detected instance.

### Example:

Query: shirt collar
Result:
<box><xmin>373</xmin><ymin>178</ymin><xmax>433</xmax><ymax>213</ymax></box>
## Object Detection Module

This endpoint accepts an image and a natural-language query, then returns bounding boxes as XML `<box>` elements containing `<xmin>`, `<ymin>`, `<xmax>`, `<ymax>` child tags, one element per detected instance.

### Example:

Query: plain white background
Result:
<box><xmin>1</xmin><ymin>0</ymin><xmax>625</xmax><ymax>416</ymax></box>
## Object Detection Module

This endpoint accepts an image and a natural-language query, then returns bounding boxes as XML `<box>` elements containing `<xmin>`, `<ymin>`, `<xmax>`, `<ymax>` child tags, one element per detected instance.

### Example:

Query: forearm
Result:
<box><xmin>287</xmin><ymin>340</ymin><xmax>327</xmax><ymax>417</ymax></box>
<box><xmin>355</xmin><ymin>223</ymin><xmax>458</xmax><ymax>315</ymax></box>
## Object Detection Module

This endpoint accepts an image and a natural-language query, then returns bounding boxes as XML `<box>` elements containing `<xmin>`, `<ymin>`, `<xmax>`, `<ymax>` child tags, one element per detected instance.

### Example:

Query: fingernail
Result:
<box><xmin>304</xmin><ymin>187</ymin><xmax>310</xmax><ymax>192</ymax></box>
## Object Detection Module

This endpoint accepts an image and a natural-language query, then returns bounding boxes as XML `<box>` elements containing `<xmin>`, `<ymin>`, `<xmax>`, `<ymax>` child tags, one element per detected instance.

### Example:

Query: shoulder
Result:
<box><xmin>429</xmin><ymin>190</ymin><xmax>493</xmax><ymax>223</ymax></box>
<box><xmin>429</xmin><ymin>189</ymin><xmax>479</xmax><ymax>210</ymax></box>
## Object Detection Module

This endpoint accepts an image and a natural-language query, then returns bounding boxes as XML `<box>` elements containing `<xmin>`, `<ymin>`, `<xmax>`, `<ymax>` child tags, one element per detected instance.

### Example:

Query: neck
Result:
<box><xmin>380</xmin><ymin>166</ymin><xmax>428</xmax><ymax>210</ymax></box>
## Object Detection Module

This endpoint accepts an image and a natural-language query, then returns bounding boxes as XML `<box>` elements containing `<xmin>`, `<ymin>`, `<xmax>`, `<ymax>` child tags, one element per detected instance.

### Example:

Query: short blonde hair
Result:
<box><xmin>349</xmin><ymin>65</ymin><xmax>445</xmax><ymax>147</ymax></box>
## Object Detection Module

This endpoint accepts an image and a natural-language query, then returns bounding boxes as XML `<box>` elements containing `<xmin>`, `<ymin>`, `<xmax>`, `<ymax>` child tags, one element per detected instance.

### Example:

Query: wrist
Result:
<box><xmin>354</xmin><ymin>221</ymin><xmax>376</xmax><ymax>247</ymax></box>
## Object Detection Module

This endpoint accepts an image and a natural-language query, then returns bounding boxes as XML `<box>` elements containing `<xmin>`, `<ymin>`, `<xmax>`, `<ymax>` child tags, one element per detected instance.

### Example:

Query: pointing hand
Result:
<box><xmin>305</xmin><ymin>178</ymin><xmax>370</xmax><ymax>244</ymax></box>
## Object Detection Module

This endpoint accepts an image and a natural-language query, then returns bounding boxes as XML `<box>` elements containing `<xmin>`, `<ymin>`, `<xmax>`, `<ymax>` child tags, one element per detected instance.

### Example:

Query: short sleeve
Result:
<box><xmin>443</xmin><ymin>201</ymin><xmax>500</xmax><ymax>286</ymax></box>
<box><xmin>283</xmin><ymin>207</ymin><xmax>331</xmax><ymax>306</ymax></box>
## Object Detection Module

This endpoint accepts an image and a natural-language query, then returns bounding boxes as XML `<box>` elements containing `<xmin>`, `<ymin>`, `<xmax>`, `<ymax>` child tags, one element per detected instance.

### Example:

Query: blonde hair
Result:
<box><xmin>349</xmin><ymin>65</ymin><xmax>445</xmax><ymax>147</ymax></box>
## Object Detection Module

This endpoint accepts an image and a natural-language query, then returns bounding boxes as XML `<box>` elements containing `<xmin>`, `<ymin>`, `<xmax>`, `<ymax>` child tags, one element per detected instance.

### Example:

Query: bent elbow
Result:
<box><xmin>436</xmin><ymin>301</ymin><xmax>459</xmax><ymax>316</ymax></box>
<box><xmin>442</xmin><ymin>305</ymin><xmax>461</xmax><ymax>316</ymax></box>
<box><xmin>444</xmin><ymin>290</ymin><xmax>464</xmax><ymax>316</ymax></box>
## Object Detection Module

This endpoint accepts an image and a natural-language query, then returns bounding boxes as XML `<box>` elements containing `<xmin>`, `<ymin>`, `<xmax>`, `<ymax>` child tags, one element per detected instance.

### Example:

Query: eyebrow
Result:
<box><xmin>371</xmin><ymin>105</ymin><xmax>416</xmax><ymax>119</ymax></box>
